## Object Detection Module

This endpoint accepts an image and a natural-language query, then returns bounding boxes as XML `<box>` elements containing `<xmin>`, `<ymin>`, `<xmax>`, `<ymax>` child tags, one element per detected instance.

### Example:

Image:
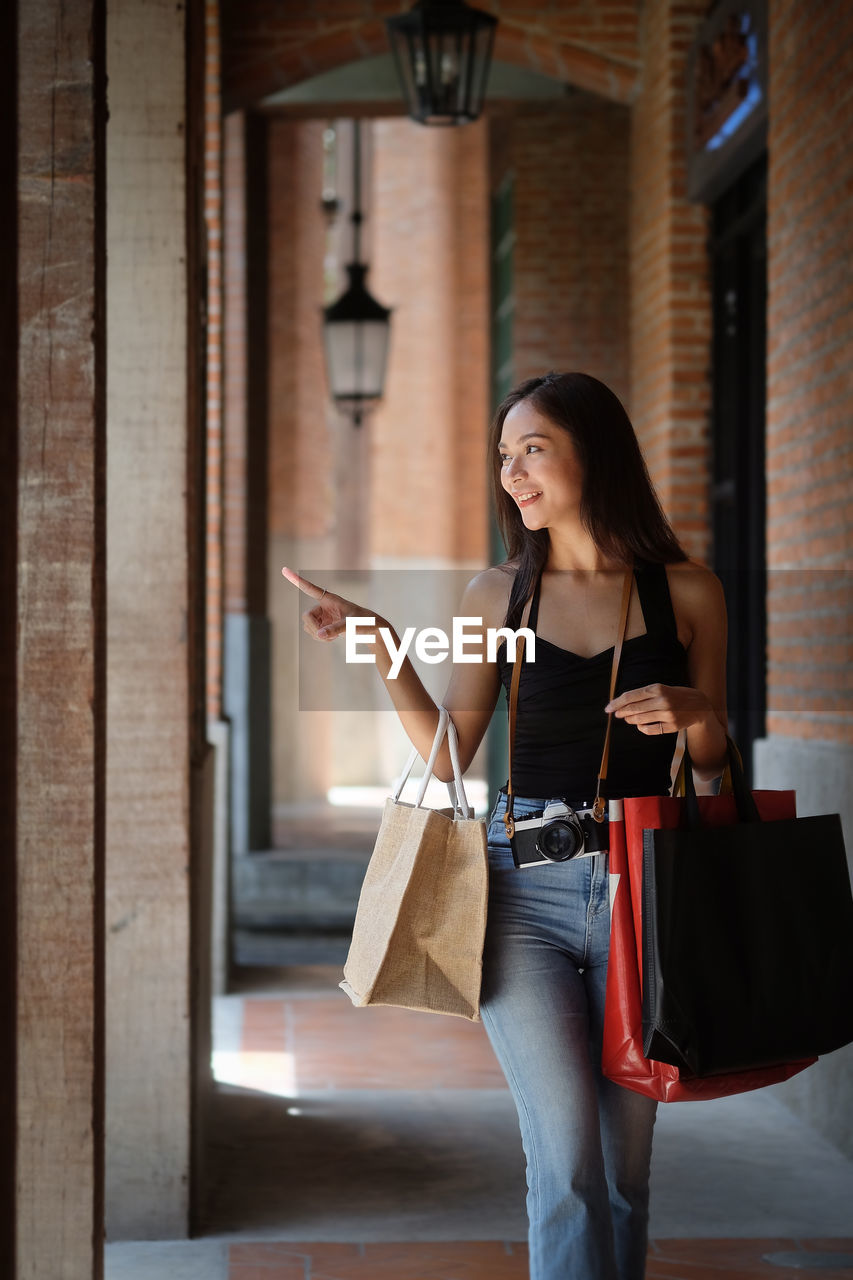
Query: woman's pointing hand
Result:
<box><xmin>281</xmin><ymin>566</ymin><xmax>376</xmax><ymax>642</ymax></box>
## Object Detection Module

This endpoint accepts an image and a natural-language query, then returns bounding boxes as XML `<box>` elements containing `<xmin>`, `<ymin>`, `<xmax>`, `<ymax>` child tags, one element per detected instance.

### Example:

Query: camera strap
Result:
<box><xmin>503</xmin><ymin>564</ymin><xmax>634</xmax><ymax>839</ymax></box>
<box><xmin>593</xmin><ymin>566</ymin><xmax>634</xmax><ymax>821</ymax></box>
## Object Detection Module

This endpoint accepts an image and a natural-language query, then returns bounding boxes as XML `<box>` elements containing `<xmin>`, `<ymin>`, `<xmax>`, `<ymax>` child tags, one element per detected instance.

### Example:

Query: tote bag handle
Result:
<box><xmin>675</xmin><ymin>734</ymin><xmax>761</xmax><ymax>828</ymax></box>
<box><xmin>392</xmin><ymin>706</ymin><xmax>472</xmax><ymax>819</ymax></box>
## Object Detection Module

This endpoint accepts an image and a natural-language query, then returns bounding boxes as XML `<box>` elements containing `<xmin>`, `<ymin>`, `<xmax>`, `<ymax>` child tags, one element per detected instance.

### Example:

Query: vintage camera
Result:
<box><xmin>510</xmin><ymin>799</ymin><xmax>608</xmax><ymax>870</ymax></box>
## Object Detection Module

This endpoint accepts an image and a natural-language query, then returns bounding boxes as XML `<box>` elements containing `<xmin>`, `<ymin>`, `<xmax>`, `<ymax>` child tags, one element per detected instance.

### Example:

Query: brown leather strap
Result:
<box><xmin>503</xmin><ymin>592</ymin><xmax>535</xmax><ymax>839</ymax></box>
<box><xmin>504</xmin><ymin>565</ymin><xmax>634</xmax><ymax>836</ymax></box>
<box><xmin>672</xmin><ymin>733</ymin><xmax>739</xmax><ymax>797</ymax></box>
<box><xmin>593</xmin><ymin>566</ymin><xmax>634</xmax><ymax>821</ymax></box>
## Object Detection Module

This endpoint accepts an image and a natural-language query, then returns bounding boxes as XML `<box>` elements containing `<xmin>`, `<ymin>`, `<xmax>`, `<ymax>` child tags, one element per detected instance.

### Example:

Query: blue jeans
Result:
<box><xmin>480</xmin><ymin>792</ymin><xmax>657</xmax><ymax>1280</ymax></box>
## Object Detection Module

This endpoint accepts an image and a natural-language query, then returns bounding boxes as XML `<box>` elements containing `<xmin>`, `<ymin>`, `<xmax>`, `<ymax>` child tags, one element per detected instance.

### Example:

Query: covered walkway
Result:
<box><xmin>107</xmin><ymin>963</ymin><xmax>853</xmax><ymax>1280</ymax></box>
<box><xmin>7</xmin><ymin>3</ymin><xmax>853</xmax><ymax>1276</ymax></box>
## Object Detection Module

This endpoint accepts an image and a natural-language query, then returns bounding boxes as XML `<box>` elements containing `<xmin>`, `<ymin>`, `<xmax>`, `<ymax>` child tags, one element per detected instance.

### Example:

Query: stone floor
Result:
<box><xmin>106</xmin><ymin>963</ymin><xmax>853</xmax><ymax>1280</ymax></box>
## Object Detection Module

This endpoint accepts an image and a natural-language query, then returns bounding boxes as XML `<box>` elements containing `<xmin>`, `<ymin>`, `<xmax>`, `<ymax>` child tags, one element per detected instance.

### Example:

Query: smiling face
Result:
<box><xmin>498</xmin><ymin>399</ymin><xmax>585</xmax><ymax>532</ymax></box>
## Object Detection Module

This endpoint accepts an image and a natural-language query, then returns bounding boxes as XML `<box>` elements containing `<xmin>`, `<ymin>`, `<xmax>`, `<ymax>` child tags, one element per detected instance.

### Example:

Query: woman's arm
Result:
<box><xmin>604</xmin><ymin>562</ymin><xmax>729</xmax><ymax>780</ymax></box>
<box><xmin>671</xmin><ymin>563</ymin><xmax>729</xmax><ymax>778</ymax></box>
<box><xmin>282</xmin><ymin>566</ymin><xmax>507</xmax><ymax>783</ymax></box>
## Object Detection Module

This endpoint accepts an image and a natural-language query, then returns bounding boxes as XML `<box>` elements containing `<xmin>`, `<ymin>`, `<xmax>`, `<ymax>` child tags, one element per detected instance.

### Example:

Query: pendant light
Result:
<box><xmin>322</xmin><ymin>122</ymin><xmax>392</xmax><ymax>427</ymax></box>
<box><xmin>386</xmin><ymin>0</ymin><xmax>497</xmax><ymax>126</ymax></box>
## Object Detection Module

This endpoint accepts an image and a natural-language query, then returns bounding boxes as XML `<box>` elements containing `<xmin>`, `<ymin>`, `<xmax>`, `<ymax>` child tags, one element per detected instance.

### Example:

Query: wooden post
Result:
<box><xmin>11</xmin><ymin>0</ymin><xmax>107</xmax><ymax>1275</ymax></box>
<box><xmin>105</xmin><ymin>0</ymin><xmax>205</xmax><ymax>1238</ymax></box>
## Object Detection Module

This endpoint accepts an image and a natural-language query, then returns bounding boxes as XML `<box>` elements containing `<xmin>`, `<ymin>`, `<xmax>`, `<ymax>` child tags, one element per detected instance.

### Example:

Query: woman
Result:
<box><xmin>283</xmin><ymin>371</ymin><xmax>729</xmax><ymax>1280</ymax></box>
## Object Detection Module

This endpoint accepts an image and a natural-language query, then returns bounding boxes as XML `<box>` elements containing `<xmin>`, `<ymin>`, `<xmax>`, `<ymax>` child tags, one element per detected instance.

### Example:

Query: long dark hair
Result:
<box><xmin>489</xmin><ymin>372</ymin><xmax>688</xmax><ymax>628</ymax></box>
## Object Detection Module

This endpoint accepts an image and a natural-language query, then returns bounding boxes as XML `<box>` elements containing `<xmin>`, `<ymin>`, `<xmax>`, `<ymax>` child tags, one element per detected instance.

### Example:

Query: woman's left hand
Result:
<box><xmin>604</xmin><ymin>683</ymin><xmax>713</xmax><ymax>735</ymax></box>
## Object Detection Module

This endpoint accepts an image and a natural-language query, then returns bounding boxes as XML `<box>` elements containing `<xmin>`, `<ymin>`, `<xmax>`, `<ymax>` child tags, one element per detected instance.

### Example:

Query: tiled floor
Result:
<box><xmin>228</xmin><ymin>1240</ymin><xmax>527</xmax><ymax>1279</ymax></box>
<box><xmin>225</xmin><ymin>1239</ymin><xmax>853</xmax><ymax>1279</ymax></box>
<box><xmin>643</xmin><ymin>1240</ymin><xmax>853</xmax><ymax>1279</ymax></box>
<box><xmin>107</xmin><ymin>963</ymin><xmax>853</xmax><ymax>1279</ymax></box>
<box><xmin>228</xmin><ymin>988</ymin><xmax>506</xmax><ymax>1092</ymax></box>
<box><xmin>106</xmin><ymin>1238</ymin><xmax>853</xmax><ymax>1280</ymax></box>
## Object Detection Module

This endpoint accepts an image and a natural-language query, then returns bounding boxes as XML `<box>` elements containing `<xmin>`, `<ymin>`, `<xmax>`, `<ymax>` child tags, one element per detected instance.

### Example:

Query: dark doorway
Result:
<box><xmin>709</xmin><ymin>153</ymin><xmax>768</xmax><ymax>783</ymax></box>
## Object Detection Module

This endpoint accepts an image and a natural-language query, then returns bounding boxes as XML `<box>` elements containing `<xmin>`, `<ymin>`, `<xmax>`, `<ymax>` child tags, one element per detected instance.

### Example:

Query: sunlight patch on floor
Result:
<box><xmin>212</xmin><ymin>1049</ymin><xmax>298</xmax><ymax>1098</ymax></box>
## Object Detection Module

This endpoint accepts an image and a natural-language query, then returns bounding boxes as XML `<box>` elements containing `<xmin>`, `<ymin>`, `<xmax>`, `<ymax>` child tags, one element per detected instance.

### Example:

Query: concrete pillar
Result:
<box><xmin>6</xmin><ymin>0</ymin><xmax>107</xmax><ymax>1276</ymax></box>
<box><xmin>105</xmin><ymin>0</ymin><xmax>208</xmax><ymax>1238</ymax></box>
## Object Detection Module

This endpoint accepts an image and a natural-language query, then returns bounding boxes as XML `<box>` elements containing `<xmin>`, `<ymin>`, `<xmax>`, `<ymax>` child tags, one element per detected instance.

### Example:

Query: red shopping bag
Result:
<box><xmin>602</xmin><ymin>787</ymin><xmax>817</xmax><ymax>1102</ymax></box>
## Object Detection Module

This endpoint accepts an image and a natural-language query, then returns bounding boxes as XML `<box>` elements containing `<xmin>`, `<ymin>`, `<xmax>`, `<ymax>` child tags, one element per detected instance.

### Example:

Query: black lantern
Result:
<box><xmin>322</xmin><ymin>123</ymin><xmax>392</xmax><ymax>427</ymax></box>
<box><xmin>386</xmin><ymin>0</ymin><xmax>497</xmax><ymax>126</ymax></box>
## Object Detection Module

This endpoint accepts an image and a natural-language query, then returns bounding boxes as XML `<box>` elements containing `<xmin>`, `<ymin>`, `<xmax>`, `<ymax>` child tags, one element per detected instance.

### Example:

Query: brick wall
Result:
<box><xmin>221</xmin><ymin>0</ymin><xmax>853</xmax><ymax>760</ymax></box>
<box><xmin>449</xmin><ymin>122</ymin><xmax>492</xmax><ymax>562</ymax></box>
<box><xmin>267</xmin><ymin>118</ymin><xmax>333</xmax><ymax>544</ymax></box>
<box><xmin>629</xmin><ymin>0</ymin><xmax>711</xmax><ymax>562</ymax></box>
<box><xmin>492</xmin><ymin>0</ymin><xmax>638</xmax><ymax>100</ymax></box>
<box><xmin>223</xmin><ymin>112</ymin><xmax>249</xmax><ymax>614</ymax></box>
<box><xmin>492</xmin><ymin>97</ymin><xmax>631</xmax><ymax>408</ymax></box>
<box><xmin>261</xmin><ymin>117</ymin><xmax>489</xmax><ymax>568</ymax></box>
<box><xmin>370</xmin><ymin>117</ymin><xmax>490</xmax><ymax>565</ymax></box>
<box><xmin>766</xmin><ymin>0</ymin><xmax>853</xmax><ymax>744</ymax></box>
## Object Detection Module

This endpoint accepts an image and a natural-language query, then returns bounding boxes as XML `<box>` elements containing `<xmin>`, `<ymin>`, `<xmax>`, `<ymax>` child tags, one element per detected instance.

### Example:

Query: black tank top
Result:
<box><xmin>496</xmin><ymin>561</ymin><xmax>690</xmax><ymax>800</ymax></box>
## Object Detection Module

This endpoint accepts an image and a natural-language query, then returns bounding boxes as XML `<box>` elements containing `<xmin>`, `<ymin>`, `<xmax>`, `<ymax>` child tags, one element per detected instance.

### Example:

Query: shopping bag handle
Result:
<box><xmin>392</xmin><ymin>706</ymin><xmax>472</xmax><ymax>818</ymax></box>
<box><xmin>671</xmin><ymin>734</ymin><xmax>737</xmax><ymax>799</ymax></box>
<box><xmin>678</xmin><ymin>734</ymin><xmax>761</xmax><ymax>828</ymax></box>
<box><xmin>442</xmin><ymin>714</ymin><xmax>472</xmax><ymax>817</ymax></box>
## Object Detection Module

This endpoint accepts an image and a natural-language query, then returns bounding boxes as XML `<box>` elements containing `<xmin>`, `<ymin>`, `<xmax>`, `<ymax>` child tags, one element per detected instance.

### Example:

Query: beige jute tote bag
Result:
<box><xmin>340</xmin><ymin>706</ymin><xmax>489</xmax><ymax>1020</ymax></box>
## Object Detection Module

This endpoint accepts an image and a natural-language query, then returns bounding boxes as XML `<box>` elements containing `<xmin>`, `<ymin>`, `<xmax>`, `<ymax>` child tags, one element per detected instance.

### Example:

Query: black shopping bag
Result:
<box><xmin>641</xmin><ymin>741</ymin><xmax>853</xmax><ymax>1077</ymax></box>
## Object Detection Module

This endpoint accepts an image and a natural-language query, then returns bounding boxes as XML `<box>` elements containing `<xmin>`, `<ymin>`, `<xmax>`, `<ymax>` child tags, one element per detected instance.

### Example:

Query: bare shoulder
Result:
<box><xmin>665</xmin><ymin>558</ymin><xmax>725</xmax><ymax>603</ymax></box>
<box><xmin>460</xmin><ymin>563</ymin><xmax>516</xmax><ymax>629</ymax></box>
<box><xmin>665</xmin><ymin>559</ymin><xmax>727</xmax><ymax>647</ymax></box>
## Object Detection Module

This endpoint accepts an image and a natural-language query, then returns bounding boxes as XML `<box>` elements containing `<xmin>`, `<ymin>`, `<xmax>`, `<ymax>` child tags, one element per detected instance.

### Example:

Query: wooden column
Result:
<box><xmin>105</xmin><ymin>0</ymin><xmax>204</xmax><ymax>1238</ymax></box>
<box><xmin>11</xmin><ymin>0</ymin><xmax>107</xmax><ymax>1275</ymax></box>
<box><xmin>0</xmin><ymin>0</ymin><xmax>17</xmax><ymax>1257</ymax></box>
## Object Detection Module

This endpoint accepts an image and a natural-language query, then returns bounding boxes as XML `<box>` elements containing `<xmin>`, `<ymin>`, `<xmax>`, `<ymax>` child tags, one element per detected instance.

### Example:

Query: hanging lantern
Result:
<box><xmin>322</xmin><ymin>122</ymin><xmax>392</xmax><ymax>427</ymax></box>
<box><xmin>323</xmin><ymin>263</ymin><xmax>391</xmax><ymax>428</ymax></box>
<box><xmin>386</xmin><ymin>0</ymin><xmax>497</xmax><ymax>126</ymax></box>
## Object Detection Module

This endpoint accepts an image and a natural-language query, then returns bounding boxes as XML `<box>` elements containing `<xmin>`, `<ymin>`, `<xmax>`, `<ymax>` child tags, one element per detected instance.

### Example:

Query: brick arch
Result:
<box><xmin>222</xmin><ymin>5</ymin><xmax>640</xmax><ymax>113</ymax></box>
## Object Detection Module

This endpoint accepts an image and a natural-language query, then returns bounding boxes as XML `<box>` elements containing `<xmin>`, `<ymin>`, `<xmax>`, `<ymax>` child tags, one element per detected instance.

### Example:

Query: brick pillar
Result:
<box><xmin>494</xmin><ymin>98</ymin><xmax>631</xmax><ymax>406</ymax></box>
<box><xmin>370</xmin><ymin>117</ymin><xmax>489</xmax><ymax>567</ymax></box>
<box><xmin>754</xmin><ymin>0</ymin><xmax>853</xmax><ymax>1161</ymax></box>
<box><xmin>9</xmin><ymin>0</ymin><xmax>107</xmax><ymax>1274</ymax></box>
<box><xmin>448</xmin><ymin>119</ymin><xmax>491</xmax><ymax>563</ymax></box>
<box><xmin>629</xmin><ymin>0</ymin><xmax>712</xmax><ymax>560</ymax></box>
<box><xmin>105</xmin><ymin>0</ymin><xmax>201</xmax><ymax>1237</ymax></box>
<box><xmin>267</xmin><ymin>117</ymin><xmax>334</xmax><ymax>806</ymax></box>
<box><xmin>366</xmin><ymin>118</ymin><xmax>490</xmax><ymax>786</ymax></box>
<box><xmin>268</xmin><ymin>119</ymin><xmax>333</xmax><ymax>556</ymax></box>
<box><xmin>765</xmin><ymin>0</ymin><xmax>853</xmax><ymax>720</ymax></box>
<box><xmin>224</xmin><ymin>111</ymin><xmax>250</xmax><ymax>618</ymax></box>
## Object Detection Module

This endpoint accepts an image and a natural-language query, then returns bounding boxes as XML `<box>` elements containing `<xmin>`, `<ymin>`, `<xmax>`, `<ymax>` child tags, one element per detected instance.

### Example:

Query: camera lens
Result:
<box><xmin>537</xmin><ymin>817</ymin><xmax>583</xmax><ymax>862</ymax></box>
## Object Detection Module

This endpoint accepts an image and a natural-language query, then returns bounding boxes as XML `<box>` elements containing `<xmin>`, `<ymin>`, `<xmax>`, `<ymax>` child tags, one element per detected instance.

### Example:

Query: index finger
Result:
<box><xmin>605</xmin><ymin>685</ymin><xmax>657</xmax><ymax>711</ymax></box>
<box><xmin>281</xmin><ymin>566</ymin><xmax>326</xmax><ymax>599</ymax></box>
